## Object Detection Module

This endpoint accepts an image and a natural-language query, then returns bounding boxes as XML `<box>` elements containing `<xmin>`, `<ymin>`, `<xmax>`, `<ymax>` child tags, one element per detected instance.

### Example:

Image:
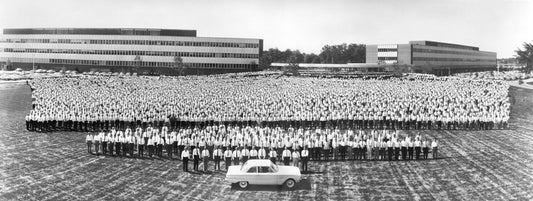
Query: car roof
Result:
<box><xmin>245</xmin><ymin>159</ymin><xmax>273</xmax><ymax>167</ymax></box>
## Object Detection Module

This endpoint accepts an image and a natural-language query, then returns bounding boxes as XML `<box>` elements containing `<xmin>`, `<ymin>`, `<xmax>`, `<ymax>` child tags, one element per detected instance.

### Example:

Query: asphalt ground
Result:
<box><xmin>0</xmin><ymin>82</ymin><xmax>532</xmax><ymax>201</ymax></box>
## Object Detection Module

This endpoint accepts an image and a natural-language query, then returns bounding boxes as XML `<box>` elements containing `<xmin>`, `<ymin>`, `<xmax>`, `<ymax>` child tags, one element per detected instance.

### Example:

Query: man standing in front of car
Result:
<box><xmin>232</xmin><ymin>147</ymin><xmax>241</xmax><ymax>165</ymax></box>
<box><xmin>269</xmin><ymin>147</ymin><xmax>277</xmax><ymax>164</ymax></box>
<box><xmin>282</xmin><ymin>146</ymin><xmax>291</xmax><ymax>166</ymax></box>
<box><xmin>301</xmin><ymin>146</ymin><xmax>309</xmax><ymax>173</ymax></box>
<box><xmin>224</xmin><ymin>146</ymin><xmax>232</xmax><ymax>171</ymax></box>
<box><xmin>213</xmin><ymin>146</ymin><xmax>223</xmax><ymax>171</ymax></box>
<box><xmin>241</xmin><ymin>146</ymin><xmax>250</xmax><ymax>163</ymax></box>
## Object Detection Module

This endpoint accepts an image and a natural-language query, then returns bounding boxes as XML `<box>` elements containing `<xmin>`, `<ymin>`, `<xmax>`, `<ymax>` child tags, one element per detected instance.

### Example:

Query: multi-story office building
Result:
<box><xmin>366</xmin><ymin>41</ymin><xmax>497</xmax><ymax>75</ymax></box>
<box><xmin>0</xmin><ymin>28</ymin><xmax>263</xmax><ymax>75</ymax></box>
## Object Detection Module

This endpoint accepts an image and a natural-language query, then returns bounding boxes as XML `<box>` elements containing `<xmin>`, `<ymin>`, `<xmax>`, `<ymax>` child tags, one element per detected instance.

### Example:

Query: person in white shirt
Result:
<box><xmin>147</xmin><ymin>137</ymin><xmax>154</xmax><ymax>158</ymax></box>
<box><xmin>301</xmin><ymin>146</ymin><xmax>309</xmax><ymax>172</ymax></box>
<box><xmin>258</xmin><ymin>147</ymin><xmax>266</xmax><ymax>159</ymax></box>
<box><xmin>401</xmin><ymin>139</ymin><xmax>407</xmax><ymax>160</ymax></box>
<box><xmin>394</xmin><ymin>139</ymin><xmax>400</xmax><ymax>160</ymax></box>
<box><xmin>86</xmin><ymin>134</ymin><xmax>93</xmax><ymax>154</ymax></box>
<box><xmin>414</xmin><ymin>138</ymin><xmax>421</xmax><ymax>160</ymax></box>
<box><xmin>201</xmin><ymin>147</ymin><xmax>210</xmax><ymax>172</ymax></box>
<box><xmin>339</xmin><ymin>138</ymin><xmax>346</xmax><ymax>160</ymax></box>
<box><xmin>250</xmin><ymin>146</ymin><xmax>258</xmax><ymax>159</ymax></box>
<box><xmin>213</xmin><ymin>146</ymin><xmax>223</xmax><ymax>171</ymax></box>
<box><xmin>224</xmin><ymin>146</ymin><xmax>233</xmax><ymax>170</ymax></box>
<box><xmin>129</xmin><ymin>134</ymin><xmax>135</xmax><ymax>157</ymax></box>
<box><xmin>192</xmin><ymin>146</ymin><xmax>201</xmax><ymax>171</ymax></box>
<box><xmin>115</xmin><ymin>134</ymin><xmax>121</xmax><ymax>156</ymax></box>
<box><xmin>380</xmin><ymin>141</ymin><xmax>386</xmax><ymax>161</ymax></box>
<box><xmin>422</xmin><ymin>139</ymin><xmax>429</xmax><ymax>159</ymax></box>
<box><xmin>101</xmin><ymin>133</ymin><xmax>108</xmax><ymax>155</ymax></box>
<box><xmin>108</xmin><ymin>134</ymin><xmax>115</xmax><ymax>156</ymax></box>
<box><xmin>241</xmin><ymin>146</ymin><xmax>250</xmax><ymax>163</ymax></box>
<box><xmin>232</xmin><ymin>147</ymin><xmax>241</xmax><ymax>165</ymax></box>
<box><xmin>282</xmin><ymin>147</ymin><xmax>292</xmax><ymax>166</ymax></box>
<box><xmin>269</xmin><ymin>147</ymin><xmax>278</xmax><ymax>164</ymax></box>
<box><xmin>93</xmin><ymin>133</ymin><xmax>100</xmax><ymax>155</ymax></box>
<box><xmin>431</xmin><ymin>139</ymin><xmax>438</xmax><ymax>159</ymax></box>
<box><xmin>172</xmin><ymin>133</ymin><xmax>178</xmax><ymax>157</ymax></box>
<box><xmin>360</xmin><ymin>140</ymin><xmax>367</xmax><ymax>160</ymax></box>
<box><xmin>166</xmin><ymin>135</ymin><xmax>173</xmax><ymax>159</ymax></box>
<box><xmin>292</xmin><ymin>149</ymin><xmax>300</xmax><ymax>167</ymax></box>
<box><xmin>137</xmin><ymin>135</ymin><xmax>144</xmax><ymax>157</ymax></box>
<box><xmin>157</xmin><ymin>135</ymin><xmax>164</xmax><ymax>157</ymax></box>
<box><xmin>408</xmin><ymin>139</ymin><xmax>414</xmax><ymax>160</ymax></box>
<box><xmin>181</xmin><ymin>146</ymin><xmax>190</xmax><ymax>172</ymax></box>
<box><xmin>122</xmin><ymin>134</ymin><xmax>128</xmax><ymax>157</ymax></box>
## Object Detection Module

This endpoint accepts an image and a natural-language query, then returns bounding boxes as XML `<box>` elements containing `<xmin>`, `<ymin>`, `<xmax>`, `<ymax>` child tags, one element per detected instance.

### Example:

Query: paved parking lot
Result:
<box><xmin>0</xmin><ymin>83</ymin><xmax>532</xmax><ymax>200</ymax></box>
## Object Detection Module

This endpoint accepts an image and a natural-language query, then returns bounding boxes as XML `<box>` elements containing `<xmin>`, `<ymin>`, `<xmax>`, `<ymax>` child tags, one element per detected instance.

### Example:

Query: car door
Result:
<box><xmin>271</xmin><ymin>165</ymin><xmax>283</xmax><ymax>185</ymax></box>
<box><xmin>245</xmin><ymin>166</ymin><xmax>259</xmax><ymax>184</ymax></box>
<box><xmin>256</xmin><ymin>166</ymin><xmax>276</xmax><ymax>185</ymax></box>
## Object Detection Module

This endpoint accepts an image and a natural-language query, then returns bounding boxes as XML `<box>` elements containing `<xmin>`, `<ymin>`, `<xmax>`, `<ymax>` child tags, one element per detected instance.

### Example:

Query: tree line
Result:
<box><xmin>515</xmin><ymin>41</ymin><xmax>533</xmax><ymax>73</ymax></box>
<box><xmin>259</xmin><ymin>43</ymin><xmax>366</xmax><ymax>70</ymax></box>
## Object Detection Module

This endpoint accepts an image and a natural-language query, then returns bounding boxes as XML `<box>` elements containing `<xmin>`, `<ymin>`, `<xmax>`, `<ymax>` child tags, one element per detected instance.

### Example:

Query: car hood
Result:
<box><xmin>226</xmin><ymin>166</ymin><xmax>242</xmax><ymax>175</ymax></box>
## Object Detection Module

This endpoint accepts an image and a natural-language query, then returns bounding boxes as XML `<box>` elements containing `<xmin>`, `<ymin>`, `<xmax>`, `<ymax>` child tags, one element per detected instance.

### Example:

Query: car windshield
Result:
<box><xmin>240</xmin><ymin>161</ymin><xmax>248</xmax><ymax>171</ymax></box>
<box><xmin>270</xmin><ymin>164</ymin><xmax>279</xmax><ymax>172</ymax></box>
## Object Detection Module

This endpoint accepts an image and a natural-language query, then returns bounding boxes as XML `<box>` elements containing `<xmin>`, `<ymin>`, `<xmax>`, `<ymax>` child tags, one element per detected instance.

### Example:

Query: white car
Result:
<box><xmin>225</xmin><ymin>159</ymin><xmax>301</xmax><ymax>189</ymax></box>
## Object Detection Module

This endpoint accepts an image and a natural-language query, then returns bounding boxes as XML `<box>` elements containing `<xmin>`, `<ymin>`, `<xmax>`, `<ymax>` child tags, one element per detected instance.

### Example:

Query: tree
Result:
<box><xmin>250</xmin><ymin>61</ymin><xmax>257</xmax><ymax>71</ymax></box>
<box><xmin>173</xmin><ymin>56</ymin><xmax>187</xmax><ymax>75</ymax></box>
<box><xmin>284</xmin><ymin>55</ymin><xmax>300</xmax><ymax>76</ymax></box>
<box><xmin>5</xmin><ymin>59</ymin><xmax>12</xmax><ymax>70</ymax></box>
<box><xmin>515</xmin><ymin>41</ymin><xmax>533</xmax><ymax>73</ymax></box>
<box><xmin>259</xmin><ymin>54</ymin><xmax>273</xmax><ymax>70</ymax></box>
<box><xmin>389</xmin><ymin>62</ymin><xmax>410</xmax><ymax>76</ymax></box>
<box><xmin>257</xmin><ymin>44</ymin><xmax>365</xmax><ymax>70</ymax></box>
<box><xmin>311</xmin><ymin>56</ymin><xmax>322</xmax><ymax>64</ymax></box>
<box><xmin>319</xmin><ymin>43</ymin><xmax>365</xmax><ymax>64</ymax></box>
<box><xmin>303</xmin><ymin>53</ymin><xmax>322</xmax><ymax>63</ymax></box>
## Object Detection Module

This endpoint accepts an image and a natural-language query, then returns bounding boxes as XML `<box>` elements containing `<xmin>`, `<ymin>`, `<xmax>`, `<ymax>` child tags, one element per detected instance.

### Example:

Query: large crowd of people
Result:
<box><xmin>454</xmin><ymin>70</ymin><xmax>532</xmax><ymax>81</ymax></box>
<box><xmin>26</xmin><ymin>75</ymin><xmax>510</xmax><ymax>132</ymax></box>
<box><xmin>86</xmin><ymin>125</ymin><xmax>440</xmax><ymax>172</ymax></box>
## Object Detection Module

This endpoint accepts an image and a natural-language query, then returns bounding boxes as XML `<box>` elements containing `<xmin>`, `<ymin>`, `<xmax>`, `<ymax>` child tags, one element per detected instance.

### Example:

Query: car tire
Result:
<box><xmin>238</xmin><ymin>181</ymin><xmax>248</xmax><ymax>189</ymax></box>
<box><xmin>283</xmin><ymin>179</ymin><xmax>296</xmax><ymax>190</ymax></box>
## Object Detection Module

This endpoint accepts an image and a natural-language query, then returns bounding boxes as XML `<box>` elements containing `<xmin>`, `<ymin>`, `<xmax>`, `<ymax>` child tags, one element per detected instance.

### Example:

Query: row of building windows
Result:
<box><xmin>412</xmin><ymin>48</ymin><xmax>494</xmax><ymax>57</ymax></box>
<box><xmin>412</xmin><ymin>57</ymin><xmax>496</xmax><ymax>62</ymax></box>
<box><xmin>377</xmin><ymin>57</ymin><xmax>398</xmax><ymax>60</ymax></box>
<box><xmin>4</xmin><ymin>38</ymin><xmax>260</xmax><ymax>48</ymax></box>
<box><xmin>422</xmin><ymin>41</ymin><xmax>478</xmax><ymax>51</ymax></box>
<box><xmin>377</xmin><ymin>48</ymin><xmax>398</xmax><ymax>52</ymax></box>
<box><xmin>49</xmin><ymin>59</ymin><xmax>255</xmax><ymax>69</ymax></box>
<box><xmin>4</xmin><ymin>48</ymin><xmax>259</xmax><ymax>59</ymax></box>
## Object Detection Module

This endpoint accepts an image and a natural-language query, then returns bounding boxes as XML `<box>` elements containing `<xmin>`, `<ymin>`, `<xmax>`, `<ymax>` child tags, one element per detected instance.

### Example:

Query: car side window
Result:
<box><xmin>247</xmin><ymin>166</ymin><xmax>257</xmax><ymax>173</ymax></box>
<box><xmin>259</xmin><ymin>166</ymin><xmax>272</xmax><ymax>173</ymax></box>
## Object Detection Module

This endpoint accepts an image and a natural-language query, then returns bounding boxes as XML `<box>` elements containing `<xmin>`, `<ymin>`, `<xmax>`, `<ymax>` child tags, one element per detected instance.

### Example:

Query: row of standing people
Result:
<box><xmin>28</xmin><ymin>115</ymin><xmax>508</xmax><ymax>133</ymax></box>
<box><xmin>86</xmin><ymin>128</ymin><xmax>439</xmax><ymax>172</ymax></box>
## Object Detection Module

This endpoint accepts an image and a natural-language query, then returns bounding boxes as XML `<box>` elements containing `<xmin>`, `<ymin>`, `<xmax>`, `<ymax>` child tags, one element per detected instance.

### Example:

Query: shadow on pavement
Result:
<box><xmin>230</xmin><ymin>178</ymin><xmax>312</xmax><ymax>191</ymax></box>
<box><xmin>302</xmin><ymin>170</ymin><xmax>325</xmax><ymax>174</ymax></box>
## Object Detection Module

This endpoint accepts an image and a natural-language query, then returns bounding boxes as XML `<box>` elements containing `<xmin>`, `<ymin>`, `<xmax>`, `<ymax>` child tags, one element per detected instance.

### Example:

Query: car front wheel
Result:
<box><xmin>283</xmin><ymin>179</ymin><xmax>296</xmax><ymax>190</ymax></box>
<box><xmin>238</xmin><ymin>181</ymin><xmax>249</xmax><ymax>189</ymax></box>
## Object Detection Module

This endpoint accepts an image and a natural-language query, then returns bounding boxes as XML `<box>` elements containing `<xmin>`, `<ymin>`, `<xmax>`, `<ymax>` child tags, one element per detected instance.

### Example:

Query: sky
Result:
<box><xmin>0</xmin><ymin>0</ymin><xmax>532</xmax><ymax>58</ymax></box>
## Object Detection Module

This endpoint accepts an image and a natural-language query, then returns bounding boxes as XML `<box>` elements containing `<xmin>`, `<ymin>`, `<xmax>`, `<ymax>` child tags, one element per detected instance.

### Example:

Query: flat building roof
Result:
<box><xmin>3</xmin><ymin>28</ymin><xmax>197</xmax><ymax>37</ymax></box>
